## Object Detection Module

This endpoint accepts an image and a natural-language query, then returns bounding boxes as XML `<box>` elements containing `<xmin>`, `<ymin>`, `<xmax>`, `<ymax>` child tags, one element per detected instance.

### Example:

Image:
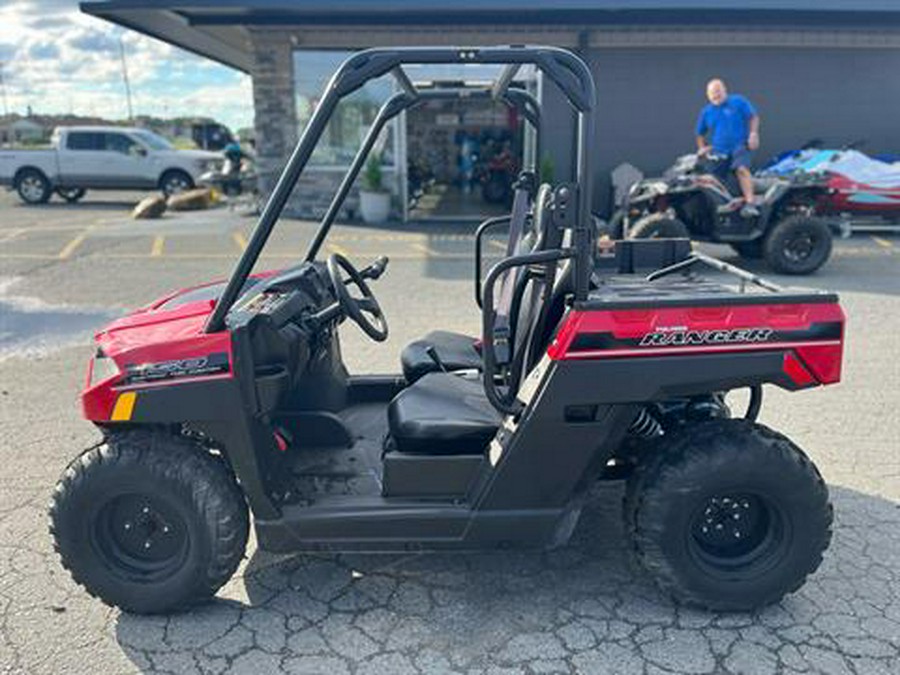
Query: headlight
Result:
<box><xmin>195</xmin><ymin>159</ymin><xmax>219</xmax><ymax>172</ymax></box>
<box><xmin>90</xmin><ymin>349</ymin><xmax>121</xmax><ymax>387</ymax></box>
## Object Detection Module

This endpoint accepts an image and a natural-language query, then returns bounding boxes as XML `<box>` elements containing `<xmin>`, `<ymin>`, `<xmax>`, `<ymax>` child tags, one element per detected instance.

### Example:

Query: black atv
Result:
<box><xmin>611</xmin><ymin>152</ymin><xmax>840</xmax><ymax>275</ymax></box>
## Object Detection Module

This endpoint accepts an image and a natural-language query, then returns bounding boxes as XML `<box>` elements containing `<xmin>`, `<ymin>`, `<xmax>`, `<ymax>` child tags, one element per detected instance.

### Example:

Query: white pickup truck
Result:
<box><xmin>0</xmin><ymin>126</ymin><xmax>223</xmax><ymax>204</ymax></box>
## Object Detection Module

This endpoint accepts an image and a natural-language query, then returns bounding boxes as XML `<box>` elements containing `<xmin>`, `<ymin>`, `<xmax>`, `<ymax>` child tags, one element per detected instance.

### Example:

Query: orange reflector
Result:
<box><xmin>111</xmin><ymin>392</ymin><xmax>137</xmax><ymax>421</ymax></box>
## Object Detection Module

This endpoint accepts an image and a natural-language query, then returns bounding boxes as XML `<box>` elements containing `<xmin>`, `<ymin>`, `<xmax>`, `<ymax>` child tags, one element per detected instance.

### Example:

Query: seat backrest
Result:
<box><xmin>506</xmin><ymin>184</ymin><xmax>563</xmax><ymax>390</ymax></box>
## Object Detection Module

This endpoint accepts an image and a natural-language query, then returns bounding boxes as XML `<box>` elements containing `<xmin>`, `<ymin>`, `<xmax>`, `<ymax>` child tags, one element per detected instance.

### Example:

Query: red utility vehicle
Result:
<box><xmin>50</xmin><ymin>47</ymin><xmax>844</xmax><ymax>614</ymax></box>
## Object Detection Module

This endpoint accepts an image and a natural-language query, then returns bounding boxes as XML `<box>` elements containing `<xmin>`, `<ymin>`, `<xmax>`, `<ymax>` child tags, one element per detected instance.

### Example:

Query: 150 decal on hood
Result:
<box><xmin>124</xmin><ymin>352</ymin><xmax>230</xmax><ymax>383</ymax></box>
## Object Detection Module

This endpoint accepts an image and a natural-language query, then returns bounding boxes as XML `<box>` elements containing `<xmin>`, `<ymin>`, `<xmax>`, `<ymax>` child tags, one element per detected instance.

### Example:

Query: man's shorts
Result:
<box><xmin>729</xmin><ymin>146</ymin><xmax>754</xmax><ymax>171</ymax></box>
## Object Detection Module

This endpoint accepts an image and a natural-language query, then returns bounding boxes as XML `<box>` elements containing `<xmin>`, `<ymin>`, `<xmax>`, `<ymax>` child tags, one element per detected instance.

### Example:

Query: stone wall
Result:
<box><xmin>249</xmin><ymin>29</ymin><xmax>402</xmax><ymax>221</ymax></box>
<box><xmin>249</xmin><ymin>30</ymin><xmax>297</xmax><ymax>198</ymax></box>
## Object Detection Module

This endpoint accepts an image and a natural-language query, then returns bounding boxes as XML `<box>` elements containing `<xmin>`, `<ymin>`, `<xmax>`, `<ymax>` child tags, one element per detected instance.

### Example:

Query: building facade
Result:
<box><xmin>85</xmin><ymin>1</ymin><xmax>900</xmax><ymax>218</ymax></box>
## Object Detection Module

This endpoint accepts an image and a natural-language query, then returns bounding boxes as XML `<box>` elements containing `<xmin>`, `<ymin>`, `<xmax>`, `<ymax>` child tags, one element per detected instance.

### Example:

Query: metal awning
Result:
<box><xmin>81</xmin><ymin>1</ymin><xmax>900</xmax><ymax>73</ymax></box>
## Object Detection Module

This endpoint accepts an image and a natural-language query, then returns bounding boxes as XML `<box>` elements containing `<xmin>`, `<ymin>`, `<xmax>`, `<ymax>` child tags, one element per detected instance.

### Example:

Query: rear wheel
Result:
<box><xmin>628</xmin><ymin>213</ymin><xmax>690</xmax><ymax>239</ymax></box>
<box><xmin>763</xmin><ymin>215</ymin><xmax>832</xmax><ymax>275</ymax></box>
<box><xmin>49</xmin><ymin>431</ymin><xmax>249</xmax><ymax>614</ymax></box>
<box><xmin>15</xmin><ymin>168</ymin><xmax>52</xmax><ymax>204</ymax></box>
<box><xmin>56</xmin><ymin>187</ymin><xmax>86</xmax><ymax>203</ymax></box>
<box><xmin>730</xmin><ymin>240</ymin><xmax>764</xmax><ymax>259</ymax></box>
<box><xmin>624</xmin><ymin>419</ymin><xmax>832</xmax><ymax>611</ymax></box>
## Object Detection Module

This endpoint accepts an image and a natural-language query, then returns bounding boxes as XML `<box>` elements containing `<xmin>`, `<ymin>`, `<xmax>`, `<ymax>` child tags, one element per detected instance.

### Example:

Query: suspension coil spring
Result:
<box><xmin>629</xmin><ymin>408</ymin><xmax>663</xmax><ymax>437</ymax></box>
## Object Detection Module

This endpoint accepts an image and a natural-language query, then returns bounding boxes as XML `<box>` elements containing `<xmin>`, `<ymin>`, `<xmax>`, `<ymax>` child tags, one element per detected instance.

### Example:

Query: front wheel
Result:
<box><xmin>159</xmin><ymin>170</ymin><xmax>194</xmax><ymax>197</ymax></box>
<box><xmin>763</xmin><ymin>215</ymin><xmax>832</xmax><ymax>275</ymax></box>
<box><xmin>49</xmin><ymin>431</ymin><xmax>249</xmax><ymax>614</ymax></box>
<box><xmin>624</xmin><ymin>419</ymin><xmax>832</xmax><ymax>611</ymax></box>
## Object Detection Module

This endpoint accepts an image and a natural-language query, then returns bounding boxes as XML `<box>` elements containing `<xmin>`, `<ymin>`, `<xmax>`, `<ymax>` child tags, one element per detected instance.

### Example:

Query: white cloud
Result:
<box><xmin>0</xmin><ymin>1</ymin><xmax>253</xmax><ymax>131</ymax></box>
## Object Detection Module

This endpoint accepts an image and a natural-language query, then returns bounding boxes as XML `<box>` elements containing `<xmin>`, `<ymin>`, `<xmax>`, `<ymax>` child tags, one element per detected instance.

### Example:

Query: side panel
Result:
<box><xmin>475</xmin><ymin>360</ymin><xmax>640</xmax><ymax>511</ymax></box>
<box><xmin>473</xmin><ymin>345</ymin><xmax>817</xmax><ymax>513</ymax></box>
<box><xmin>549</xmin><ymin>302</ymin><xmax>845</xmax><ymax>386</ymax></box>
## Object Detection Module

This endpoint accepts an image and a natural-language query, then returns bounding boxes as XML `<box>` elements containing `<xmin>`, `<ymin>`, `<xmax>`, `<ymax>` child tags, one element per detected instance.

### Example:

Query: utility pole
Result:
<box><xmin>0</xmin><ymin>61</ymin><xmax>9</xmax><ymax>118</ymax></box>
<box><xmin>118</xmin><ymin>38</ymin><xmax>134</xmax><ymax>121</ymax></box>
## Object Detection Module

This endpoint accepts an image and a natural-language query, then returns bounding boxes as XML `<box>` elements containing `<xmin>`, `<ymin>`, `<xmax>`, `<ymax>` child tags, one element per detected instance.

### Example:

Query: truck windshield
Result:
<box><xmin>132</xmin><ymin>130</ymin><xmax>173</xmax><ymax>151</ymax></box>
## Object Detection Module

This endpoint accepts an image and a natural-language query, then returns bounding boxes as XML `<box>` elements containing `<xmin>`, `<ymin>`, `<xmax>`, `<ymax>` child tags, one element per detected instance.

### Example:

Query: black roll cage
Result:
<box><xmin>206</xmin><ymin>46</ymin><xmax>597</xmax><ymax>334</ymax></box>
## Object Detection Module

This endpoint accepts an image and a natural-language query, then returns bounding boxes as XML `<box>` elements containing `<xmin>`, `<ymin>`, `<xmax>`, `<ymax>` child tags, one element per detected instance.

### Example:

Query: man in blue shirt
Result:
<box><xmin>696</xmin><ymin>78</ymin><xmax>761</xmax><ymax>216</ymax></box>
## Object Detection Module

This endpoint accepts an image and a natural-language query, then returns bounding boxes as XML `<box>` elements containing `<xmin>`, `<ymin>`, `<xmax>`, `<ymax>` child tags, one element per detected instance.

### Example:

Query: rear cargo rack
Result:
<box><xmin>646</xmin><ymin>252</ymin><xmax>783</xmax><ymax>293</ymax></box>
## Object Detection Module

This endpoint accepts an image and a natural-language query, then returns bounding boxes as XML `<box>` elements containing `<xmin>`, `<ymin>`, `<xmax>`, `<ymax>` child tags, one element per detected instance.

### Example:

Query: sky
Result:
<box><xmin>0</xmin><ymin>0</ymin><xmax>253</xmax><ymax>131</ymax></box>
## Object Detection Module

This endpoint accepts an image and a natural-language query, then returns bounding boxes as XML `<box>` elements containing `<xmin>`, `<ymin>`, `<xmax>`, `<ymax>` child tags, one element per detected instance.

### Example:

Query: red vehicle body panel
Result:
<box><xmin>79</xmin><ymin>273</ymin><xmax>278</xmax><ymax>422</ymax></box>
<box><xmin>820</xmin><ymin>174</ymin><xmax>900</xmax><ymax>215</ymax></box>
<box><xmin>548</xmin><ymin>302</ymin><xmax>845</xmax><ymax>387</ymax></box>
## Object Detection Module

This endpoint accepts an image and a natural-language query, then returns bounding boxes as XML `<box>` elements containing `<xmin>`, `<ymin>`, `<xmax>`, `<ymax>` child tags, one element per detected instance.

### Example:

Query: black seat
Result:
<box><xmin>400</xmin><ymin>181</ymin><xmax>549</xmax><ymax>383</ymax></box>
<box><xmin>388</xmin><ymin>190</ymin><xmax>569</xmax><ymax>456</ymax></box>
<box><xmin>400</xmin><ymin>330</ymin><xmax>482</xmax><ymax>383</ymax></box>
<box><xmin>388</xmin><ymin>373</ymin><xmax>502</xmax><ymax>455</ymax></box>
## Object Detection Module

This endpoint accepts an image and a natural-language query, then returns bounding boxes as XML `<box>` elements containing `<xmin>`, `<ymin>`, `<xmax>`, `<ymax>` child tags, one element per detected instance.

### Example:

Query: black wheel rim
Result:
<box><xmin>783</xmin><ymin>229</ymin><xmax>817</xmax><ymax>263</ymax></box>
<box><xmin>92</xmin><ymin>493</ymin><xmax>189</xmax><ymax>582</ymax></box>
<box><xmin>688</xmin><ymin>492</ymin><xmax>784</xmax><ymax>572</ymax></box>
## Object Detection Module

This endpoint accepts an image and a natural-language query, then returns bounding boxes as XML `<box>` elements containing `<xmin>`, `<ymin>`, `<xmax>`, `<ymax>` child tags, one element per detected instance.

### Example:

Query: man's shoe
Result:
<box><xmin>740</xmin><ymin>202</ymin><xmax>760</xmax><ymax>218</ymax></box>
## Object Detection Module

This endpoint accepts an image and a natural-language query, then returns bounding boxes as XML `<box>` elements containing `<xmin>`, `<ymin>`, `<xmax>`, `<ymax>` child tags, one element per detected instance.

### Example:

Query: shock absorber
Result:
<box><xmin>629</xmin><ymin>407</ymin><xmax>663</xmax><ymax>438</ymax></box>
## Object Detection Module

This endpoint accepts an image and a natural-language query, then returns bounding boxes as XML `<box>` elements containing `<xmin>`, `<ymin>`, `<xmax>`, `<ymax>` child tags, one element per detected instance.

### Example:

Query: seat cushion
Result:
<box><xmin>400</xmin><ymin>330</ymin><xmax>482</xmax><ymax>383</ymax></box>
<box><xmin>388</xmin><ymin>373</ymin><xmax>502</xmax><ymax>455</ymax></box>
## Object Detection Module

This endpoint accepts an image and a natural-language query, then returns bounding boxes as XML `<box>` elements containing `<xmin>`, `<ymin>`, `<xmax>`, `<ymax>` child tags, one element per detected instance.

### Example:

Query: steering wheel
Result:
<box><xmin>327</xmin><ymin>253</ymin><xmax>389</xmax><ymax>342</ymax></box>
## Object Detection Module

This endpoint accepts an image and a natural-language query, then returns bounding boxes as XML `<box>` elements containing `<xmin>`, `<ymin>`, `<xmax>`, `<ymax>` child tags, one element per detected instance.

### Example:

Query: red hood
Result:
<box><xmin>94</xmin><ymin>270</ymin><xmax>277</xmax><ymax>361</ymax></box>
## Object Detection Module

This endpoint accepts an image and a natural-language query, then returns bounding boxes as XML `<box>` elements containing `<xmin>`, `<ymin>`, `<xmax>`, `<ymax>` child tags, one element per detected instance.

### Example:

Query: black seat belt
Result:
<box><xmin>492</xmin><ymin>172</ymin><xmax>535</xmax><ymax>366</ymax></box>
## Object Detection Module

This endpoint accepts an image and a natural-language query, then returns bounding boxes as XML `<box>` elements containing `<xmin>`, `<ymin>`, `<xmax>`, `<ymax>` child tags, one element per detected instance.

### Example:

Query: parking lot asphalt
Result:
<box><xmin>0</xmin><ymin>190</ymin><xmax>898</xmax><ymax>675</ymax></box>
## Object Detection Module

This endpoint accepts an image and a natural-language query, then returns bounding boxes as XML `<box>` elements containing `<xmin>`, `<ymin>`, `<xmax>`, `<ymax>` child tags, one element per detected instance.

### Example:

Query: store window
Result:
<box><xmin>293</xmin><ymin>50</ymin><xmax>396</xmax><ymax>168</ymax></box>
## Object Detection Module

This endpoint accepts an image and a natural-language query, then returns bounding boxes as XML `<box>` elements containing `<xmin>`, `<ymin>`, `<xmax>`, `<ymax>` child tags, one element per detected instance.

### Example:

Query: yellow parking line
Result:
<box><xmin>488</xmin><ymin>239</ymin><xmax>507</xmax><ymax>251</ymax></box>
<box><xmin>327</xmin><ymin>242</ymin><xmax>351</xmax><ymax>257</ymax></box>
<box><xmin>410</xmin><ymin>241</ymin><xmax>440</xmax><ymax>256</ymax></box>
<box><xmin>871</xmin><ymin>236</ymin><xmax>893</xmax><ymax>249</ymax></box>
<box><xmin>58</xmin><ymin>230</ymin><xmax>90</xmax><ymax>259</ymax></box>
<box><xmin>232</xmin><ymin>231</ymin><xmax>248</xmax><ymax>251</ymax></box>
<box><xmin>150</xmin><ymin>236</ymin><xmax>165</xmax><ymax>257</ymax></box>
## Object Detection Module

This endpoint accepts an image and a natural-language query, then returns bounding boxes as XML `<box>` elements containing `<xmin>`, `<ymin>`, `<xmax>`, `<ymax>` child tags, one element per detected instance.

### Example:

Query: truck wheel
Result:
<box><xmin>730</xmin><ymin>241</ymin><xmax>764</xmax><ymax>259</ymax></box>
<box><xmin>49</xmin><ymin>431</ymin><xmax>249</xmax><ymax>614</ymax></box>
<box><xmin>763</xmin><ymin>216</ymin><xmax>832</xmax><ymax>275</ymax></box>
<box><xmin>160</xmin><ymin>170</ymin><xmax>194</xmax><ymax>197</ymax></box>
<box><xmin>623</xmin><ymin>419</ymin><xmax>832</xmax><ymax>611</ymax></box>
<box><xmin>628</xmin><ymin>213</ymin><xmax>690</xmax><ymax>239</ymax></box>
<box><xmin>15</xmin><ymin>168</ymin><xmax>52</xmax><ymax>204</ymax></box>
<box><xmin>56</xmin><ymin>187</ymin><xmax>86</xmax><ymax>203</ymax></box>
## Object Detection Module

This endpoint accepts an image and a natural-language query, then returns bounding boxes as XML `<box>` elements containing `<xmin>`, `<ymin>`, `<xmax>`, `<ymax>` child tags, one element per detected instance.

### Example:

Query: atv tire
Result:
<box><xmin>628</xmin><ymin>213</ymin><xmax>690</xmax><ymax>240</ymax></box>
<box><xmin>49</xmin><ymin>431</ymin><xmax>249</xmax><ymax>614</ymax></box>
<box><xmin>623</xmin><ymin>419</ymin><xmax>832</xmax><ymax>611</ymax></box>
<box><xmin>730</xmin><ymin>241</ymin><xmax>764</xmax><ymax>259</ymax></box>
<box><xmin>763</xmin><ymin>215</ymin><xmax>832</xmax><ymax>275</ymax></box>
